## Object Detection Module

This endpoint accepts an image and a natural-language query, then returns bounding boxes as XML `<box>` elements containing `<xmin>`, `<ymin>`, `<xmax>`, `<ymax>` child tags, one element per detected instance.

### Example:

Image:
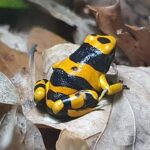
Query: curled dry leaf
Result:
<box><xmin>93</xmin><ymin>66</ymin><xmax>150</xmax><ymax>149</ymax></box>
<box><xmin>0</xmin><ymin>106</ymin><xmax>46</xmax><ymax>150</ymax></box>
<box><xmin>27</xmin><ymin>103</ymin><xmax>112</xmax><ymax>148</ymax></box>
<box><xmin>75</xmin><ymin>0</ymin><xmax>150</xmax><ymax>29</ymax></box>
<box><xmin>0</xmin><ymin>42</ymin><xmax>28</xmax><ymax>78</ymax></box>
<box><xmin>56</xmin><ymin>129</ymin><xmax>89</xmax><ymax>150</ymax></box>
<box><xmin>88</xmin><ymin>1</ymin><xmax>150</xmax><ymax>66</ymax></box>
<box><xmin>28</xmin><ymin>27</ymin><xmax>66</xmax><ymax>52</ymax></box>
<box><xmin>27</xmin><ymin>27</ymin><xmax>66</xmax><ymax>80</ymax></box>
<box><xmin>27</xmin><ymin>0</ymin><xmax>96</xmax><ymax>44</ymax></box>
<box><xmin>0</xmin><ymin>72</ymin><xmax>20</xmax><ymax>117</ymax></box>
<box><xmin>0</xmin><ymin>25</ymin><xmax>27</xmax><ymax>52</ymax></box>
<box><xmin>0</xmin><ymin>73</ymin><xmax>46</xmax><ymax>150</ymax></box>
<box><xmin>0</xmin><ymin>73</ymin><xmax>20</xmax><ymax>105</ymax></box>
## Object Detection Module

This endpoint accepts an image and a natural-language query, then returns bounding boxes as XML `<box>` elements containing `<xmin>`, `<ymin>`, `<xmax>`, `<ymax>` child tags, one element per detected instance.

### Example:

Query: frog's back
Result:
<box><xmin>50</xmin><ymin>34</ymin><xmax>116</xmax><ymax>93</ymax></box>
<box><xmin>50</xmin><ymin>66</ymin><xmax>96</xmax><ymax>92</ymax></box>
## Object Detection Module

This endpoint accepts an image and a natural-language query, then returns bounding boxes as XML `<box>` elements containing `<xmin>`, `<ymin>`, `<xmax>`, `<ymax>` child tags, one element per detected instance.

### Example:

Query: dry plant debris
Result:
<box><xmin>0</xmin><ymin>1</ymin><xmax>150</xmax><ymax>147</ymax></box>
<box><xmin>56</xmin><ymin>129</ymin><xmax>89</xmax><ymax>150</ymax></box>
<box><xmin>88</xmin><ymin>1</ymin><xmax>150</xmax><ymax>66</ymax></box>
<box><xmin>27</xmin><ymin>0</ymin><xmax>97</xmax><ymax>44</ymax></box>
<box><xmin>0</xmin><ymin>42</ymin><xmax>28</xmax><ymax>78</ymax></box>
<box><xmin>27</xmin><ymin>27</ymin><xmax>66</xmax><ymax>80</ymax></box>
<box><xmin>0</xmin><ymin>73</ymin><xmax>46</xmax><ymax>150</ymax></box>
<box><xmin>0</xmin><ymin>25</ymin><xmax>27</xmax><ymax>52</ymax></box>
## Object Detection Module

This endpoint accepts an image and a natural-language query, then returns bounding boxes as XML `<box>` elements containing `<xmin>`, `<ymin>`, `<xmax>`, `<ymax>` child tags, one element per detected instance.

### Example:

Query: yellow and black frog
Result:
<box><xmin>34</xmin><ymin>34</ymin><xmax>123</xmax><ymax>118</ymax></box>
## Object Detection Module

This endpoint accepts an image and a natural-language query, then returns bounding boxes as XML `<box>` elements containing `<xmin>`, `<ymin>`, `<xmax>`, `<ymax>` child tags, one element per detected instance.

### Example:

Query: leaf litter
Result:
<box><xmin>0</xmin><ymin>2</ymin><xmax>150</xmax><ymax>148</ymax></box>
<box><xmin>0</xmin><ymin>73</ymin><xmax>46</xmax><ymax>150</ymax></box>
<box><xmin>88</xmin><ymin>1</ymin><xmax>150</xmax><ymax>66</ymax></box>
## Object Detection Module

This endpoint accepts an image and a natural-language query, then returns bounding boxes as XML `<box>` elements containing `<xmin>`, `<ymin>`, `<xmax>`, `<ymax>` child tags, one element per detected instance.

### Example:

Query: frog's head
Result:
<box><xmin>84</xmin><ymin>34</ymin><xmax>116</xmax><ymax>55</ymax></box>
<box><xmin>84</xmin><ymin>34</ymin><xmax>116</xmax><ymax>73</ymax></box>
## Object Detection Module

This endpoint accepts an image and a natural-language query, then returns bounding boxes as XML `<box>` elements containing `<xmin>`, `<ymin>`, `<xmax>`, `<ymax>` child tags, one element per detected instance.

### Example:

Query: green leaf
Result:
<box><xmin>0</xmin><ymin>0</ymin><xmax>28</xmax><ymax>9</ymax></box>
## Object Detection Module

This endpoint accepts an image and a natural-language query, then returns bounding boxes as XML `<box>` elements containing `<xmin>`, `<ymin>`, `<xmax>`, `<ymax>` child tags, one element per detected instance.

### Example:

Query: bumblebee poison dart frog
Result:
<box><xmin>34</xmin><ymin>34</ymin><xmax>123</xmax><ymax>118</ymax></box>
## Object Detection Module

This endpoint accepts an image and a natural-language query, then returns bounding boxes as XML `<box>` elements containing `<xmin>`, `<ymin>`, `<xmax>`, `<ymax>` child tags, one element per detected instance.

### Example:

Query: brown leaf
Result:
<box><xmin>0</xmin><ymin>42</ymin><xmax>28</xmax><ymax>78</ymax></box>
<box><xmin>0</xmin><ymin>72</ymin><xmax>20</xmax><ymax>118</ymax></box>
<box><xmin>27</xmin><ymin>27</ymin><xmax>66</xmax><ymax>80</ymax></box>
<box><xmin>0</xmin><ymin>104</ymin><xmax>12</xmax><ymax>118</ymax></box>
<box><xmin>0</xmin><ymin>106</ymin><xmax>46</xmax><ymax>150</ymax></box>
<box><xmin>93</xmin><ymin>66</ymin><xmax>150</xmax><ymax>149</ymax></box>
<box><xmin>27</xmin><ymin>0</ymin><xmax>96</xmax><ymax>44</ymax></box>
<box><xmin>56</xmin><ymin>129</ymin><xmax>89</xmax><ymax>150</ymax></box>
<box><xmin>0</xmin><ymin>72</ymin><xmax>45</xmax><ymax>150</ymax></box>
<box><xmin>88</xmin><ymin>1</ymin><xmax>150</xmax><ymax>66</ymax></box>
<box><xmin>0</xmin><ymin>72</ymin><xmax>20</xmax><ymax>105</ymax></box>
<box><xmin>28</xmin><ymin>27</ymin><xmax>66</xmax><ymax>52</ymax></box>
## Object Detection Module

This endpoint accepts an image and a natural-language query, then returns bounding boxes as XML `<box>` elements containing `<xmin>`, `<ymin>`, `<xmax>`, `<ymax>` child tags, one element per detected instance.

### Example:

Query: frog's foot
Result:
<box><xmin>34</xmin><ymin>79</ymin><xmax>48</xmax><ymax>103</ymax></box>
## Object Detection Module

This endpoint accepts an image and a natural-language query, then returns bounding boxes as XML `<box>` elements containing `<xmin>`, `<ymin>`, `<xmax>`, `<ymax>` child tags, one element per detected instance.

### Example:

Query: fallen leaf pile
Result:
<box><xmin>27</xmin><ymin>0</ymin><xmax>97</xmax><ymax>44</ymax></box>
<box><xmin>88</xmin><ymin>1</ymin><xmax>150</xmax><ymax>66</ymax></box>
<box><xmin>0</xmin><ymin>27</ymin><xmax>150</xmax><ymax>149</ymax></box>
<box><xmin>0</xmin><ymin>73</ymin><xmax>45</xmax><ymax>150</ymax></box>
<box><xmin>0</xmin><ymin>42</ymin><xmax>28</xmax><ymax>78</ymax></box>
<box><xmin>0</xmin><ymin>1</ymin><xmax>150</xmax><ymax>149</ymax></box>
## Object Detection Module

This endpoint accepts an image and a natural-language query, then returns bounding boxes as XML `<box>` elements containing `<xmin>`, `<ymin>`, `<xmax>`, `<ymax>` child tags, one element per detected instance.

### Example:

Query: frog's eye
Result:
<box><xmin>97</xmin><ymin>37</ymin><xmax>110</xmax><ymax>44</ymax></box>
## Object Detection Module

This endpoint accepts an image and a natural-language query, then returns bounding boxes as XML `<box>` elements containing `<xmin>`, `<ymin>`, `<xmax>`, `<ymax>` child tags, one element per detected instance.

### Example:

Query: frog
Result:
<box><xmin>34</xmin><ymin>34</ymin><xmax>123</xmax><ymax>118</ymax></box>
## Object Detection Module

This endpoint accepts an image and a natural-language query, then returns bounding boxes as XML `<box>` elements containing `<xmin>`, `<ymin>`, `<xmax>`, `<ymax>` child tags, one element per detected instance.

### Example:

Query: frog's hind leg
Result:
<box><xmin>51</xmin><ymin>90</ymin><xmax>99</xmax><ymax>117</ymax></box>
<box><xmin>34</xmin><ymin>79</ymin><xmax>48</xmax><ymax>111</ymax></box>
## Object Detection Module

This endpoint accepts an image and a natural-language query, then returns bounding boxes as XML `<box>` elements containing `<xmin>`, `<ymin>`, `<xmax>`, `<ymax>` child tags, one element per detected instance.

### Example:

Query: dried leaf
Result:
<box><xmin>11</xmin><ymin>69</ymin><xmax>32</xmax><ymax>105</ymax></box>
<box><xmin>56</xmin><ymin>129</ymin><xmax>89</xmax><ymax>150</ymax></box>
<box><xmin>0</xmin><ymin>106</ymin><xmax>17</xmax><ymax>150</ymax></box>
<box><xmin>0</xmin><ymin>25</ymin><xmax>27</xmax><ymax>52</ymax></box>
<box><xmin>28</xmin><ymin>27</ymin><xmax>66</xmax><ymax>52</ymax></box>
<box><xmin>0</xmin><ymin>42</ymin><xmax>28</xmax><ymax>78</ymax></box>
<box><xmin>88</xmin><ymin>1</ymin><xmax>150</xmax><ymax>66</ymax></box>
<box><xmin>0</xmin><ymin>73</ymin><xmax>46</xmax><ymax>150</ymax></box>
<box><xmin>93</xmin><ymin>66</ymin><xmax>150</xmax><ymax>149</ymax></box>
<box><xmin>27</xmin><ymin>27</ymin><xmax>66</xmax><ymax>80</ymax></box>
<box><xmin>27</xmin><ymin>0</ymin><xmax>96</xmax><ymax>43</ymax></box>
<box><xmin>0</xmin><ymin>72</ymin><xmax>19</xmax><ymax>118</ymax></box>
<box><xmin>0</xmin><ymin>72</ymin><xmax>19</xmax><ymax>105</ymax></box>
<box><xmin>0</xmin><ymin>106</ymin><xmax>46</xmax><ymax>150</ymax></box>
<box><xmin>17</xmin><ymin>107</ymin><xmax>46</xmax><ymax>150</ymax></box>
<box><xmin>75</xmin><ymin>0</ymin><xmax>150</xmax><ymax>29</ymax></box>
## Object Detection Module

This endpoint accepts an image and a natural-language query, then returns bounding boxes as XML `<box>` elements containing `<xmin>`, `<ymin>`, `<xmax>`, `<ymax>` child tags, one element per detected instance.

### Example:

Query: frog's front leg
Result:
<box><xmin>99</xmin><ymin>74</ymin><xmax>123</xmax><ymax>96</ymax></box>
<box><xmin>34</xmin><ymin>79</ymin><xmax>48</xmax><ymax>110</ymax></box>
<box><xmin>47</xmin><ymin>90</ymin><xmax>99</xmax><ymax>118</ymax></box>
